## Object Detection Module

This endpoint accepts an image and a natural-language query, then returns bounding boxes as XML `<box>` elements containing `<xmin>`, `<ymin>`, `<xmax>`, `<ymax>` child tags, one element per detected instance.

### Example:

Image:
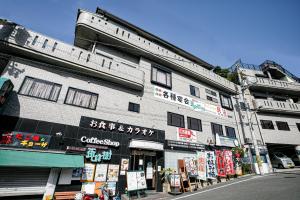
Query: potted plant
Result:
<box><xmin>160</xmin><ymin>168</ymin><xmax>175</xmax><ymax>193</ymax></box>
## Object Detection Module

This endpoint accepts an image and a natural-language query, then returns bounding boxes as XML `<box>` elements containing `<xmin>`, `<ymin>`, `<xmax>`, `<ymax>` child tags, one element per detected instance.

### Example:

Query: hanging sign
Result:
<box><xmin>86</xmin><ymin>148</ymin><xmax>112</xmax><ymax>163</ymax></box>
<box><xmin>216</xmin><ymin>150</ymin><xmax>226</xmax><ymax>177</ymax></box>
<box><xmin>0</xmin><ymin>132</ymin><xmax>51</xmax><ymax>149</ymax></box>
<box><xmin>177</xmin><ymin>128</ymin><xmax>197</xmax><ymax>143</ymax></box>
<box><xmin>154</xmin><ymin>86</ymin><xmax>227</xmax><ymax>117</ymax></box>
<box><xmin>206</xmin><ymin>151</ymin><xmax>217</xmax><ymax>179</ymax></box>
<box><xmin>196</xmin><ymin>151</ymin><xmax>207</xmax><ymax>180</ymax></box>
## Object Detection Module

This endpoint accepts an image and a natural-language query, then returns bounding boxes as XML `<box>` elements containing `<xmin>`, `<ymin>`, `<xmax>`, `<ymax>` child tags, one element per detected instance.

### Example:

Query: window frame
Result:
<box><xmin>205</xmin><ymin>88</ymin><xmax>217</xmax><ymax>97</ymax></box>
<box><xmin>225</xmin><ymin>126</ymin><xmax>236</xmax><ymax>138</ymax></box>
<box><xmin>128</xmin><ymin>102</ymin><xmax>140</xmax><ymax>113</ymax></box>
<box><xmin>151</xmin><ymin>64</ymin><xmax>172</xmax><ymax>89</ymax></box>
<box><xmin>18</xmin><ymin>76</ymin><xmax>62</xmax><ymax>102</ymax></box>
<box><xmin>276</xmin><ymin>121</ymin><xmax>290</xmax><ymax>131</ymax></box>
<box><xmin>220</xmin><ymin>93</ymin><xmax>233</xmax><ymax>110</ymax></box>
<box><xmin>187</xmin><ymin>117</ymin><xmax>202</xmax><ymax>131</ymax></box>
<box><xmin>260</xmin><ymin>120</ymin><xmax>275</xmax><ymax>130</ymax></box>
<box><xmin>167</xmin><ymin>112</ymin><xmax>185</xmax><ymax>128</ymax></box>
<box><xmin>211</xmin><ymin>123</ymin><xmax>223</xmax><ymax>136</ymax></box>
<box><xmin>296</xmin><ymin>123</ymin><xmax>300</xmax><ymax>132</ymax></box>
<box><xmin>190</xmin><ymin>85</ymin><xmax>200</xmax><ymax>98</ymax></box>
<box><xmin>64</xmin><ymin>87</ymin><xmax>98</xmax><ymax>110</ymax></box>
<box><xmin>207</xmin><ymin>95</ymin><xmax>218</xmax><ymax>103</ymax></box>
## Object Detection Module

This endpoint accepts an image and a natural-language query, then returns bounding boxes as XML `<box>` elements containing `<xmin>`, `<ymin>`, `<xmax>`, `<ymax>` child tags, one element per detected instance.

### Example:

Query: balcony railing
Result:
<box><xmin>76</xmin><ymin>10</ymin><xmax>237</xmax><ymax>94</ymax></box>
<box><xmin>253</xmin><ymin>99</ymin><xmax>300</xmax><ymax>115</ymax></box>
<box><xmin>0</xmin><ymin>23</ymin><xmax>145</xmax><ymax>90</ymax></box>
<box><xmin>251</xmin><ymin>77</ymin><xmax>300</xmax><ymax>93</ymax></box>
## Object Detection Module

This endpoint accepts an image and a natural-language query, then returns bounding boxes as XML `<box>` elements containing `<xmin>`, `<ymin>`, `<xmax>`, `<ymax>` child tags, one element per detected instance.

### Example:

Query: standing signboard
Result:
<box><xmin>196</xmin><ymin>151</ymin><xmax>207</xmax><ymax>180</ymax></box>
<box><xmin>126</xmin><ymin>171</ymin><xmax>147</xmax><ymax>191</ymax></box>
<box><xmin>184</xmin><ymin>157</ymin><xmax>198</xmax><ymax>177</ymax></box>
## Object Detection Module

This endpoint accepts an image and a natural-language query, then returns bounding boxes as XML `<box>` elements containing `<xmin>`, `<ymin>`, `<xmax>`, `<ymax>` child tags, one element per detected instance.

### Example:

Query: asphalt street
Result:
<box><xmin>168</xmin><ymin>170</ymin><xmax>300</xmax><ymax>200</ymax></box>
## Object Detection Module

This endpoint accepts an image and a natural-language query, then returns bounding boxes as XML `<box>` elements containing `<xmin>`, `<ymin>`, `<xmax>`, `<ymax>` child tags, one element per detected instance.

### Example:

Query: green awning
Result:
<box><xmin>0</xmin><ymin>149</ymin><xmax>84</xmax><ymax>168</ymax></box>
<box><xmin>0</xmin><ymin>77</ymin><xmax>10</xmax><ymax>89</ymax></box>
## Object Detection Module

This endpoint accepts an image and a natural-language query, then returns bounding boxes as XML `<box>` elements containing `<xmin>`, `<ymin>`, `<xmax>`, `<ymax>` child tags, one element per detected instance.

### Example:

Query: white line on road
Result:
<box><xmin>171</xmin><ymin>176</ymin><xmax>262</xmax><ymax>200</ymax></box>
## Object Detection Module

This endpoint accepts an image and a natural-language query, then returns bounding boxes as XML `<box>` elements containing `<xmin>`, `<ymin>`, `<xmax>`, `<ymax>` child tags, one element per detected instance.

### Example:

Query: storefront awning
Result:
<box><xmin>0</xmin><ymin>149</ymin><xmax>84</xmax><ymax>168</ymax></box>
<box><xmin>129</xmin><ymin>140</ymin><xmax>164</xmax><ymax>151</ymax></box>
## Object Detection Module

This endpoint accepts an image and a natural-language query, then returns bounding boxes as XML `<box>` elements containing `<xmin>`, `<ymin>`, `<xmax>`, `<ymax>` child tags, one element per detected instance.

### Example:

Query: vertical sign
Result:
<box><xmin>206</xmin><ymin>151</ymin><xmax>217</xmax><ymax>179</ymax></box>
<box><xmin>196</xmin><ymin>151</ymin><xmax>207</xmax><ymax>180</ymax></box>
<box><xmin>216</xmin><ymin>150</ymin><xmax>226</xmax><ymax>177</ymax></box>
<box><xmin>184</xmin><ymin>157</ymin><xmax>198</xmax><ymax>177</ymax></box>
<box><xmin>224</xmin><ymin>150</ymin><xmax>235</xmax><ymax>175</ymax></box>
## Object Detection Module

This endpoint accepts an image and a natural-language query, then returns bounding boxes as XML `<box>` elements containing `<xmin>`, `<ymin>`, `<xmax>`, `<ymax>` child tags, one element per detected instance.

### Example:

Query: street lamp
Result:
<box><xmin>236</xmin><ymin>66</ymin><xmax>265</xmax><ymax>175</ymax></box>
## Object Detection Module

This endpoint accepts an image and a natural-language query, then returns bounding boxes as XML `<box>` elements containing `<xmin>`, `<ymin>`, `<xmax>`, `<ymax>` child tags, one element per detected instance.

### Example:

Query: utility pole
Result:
<box><xmin>236</xmin><ymin>65</ymin><xmax>264</xmax><ymax>175</ymax></box>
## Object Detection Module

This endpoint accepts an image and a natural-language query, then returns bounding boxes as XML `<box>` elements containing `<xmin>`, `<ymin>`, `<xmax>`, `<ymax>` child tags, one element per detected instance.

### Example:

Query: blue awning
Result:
<box><xmin>0</xmin><ymin>77</ymin><xmax>10</xmax><ymax>89</ymax></box>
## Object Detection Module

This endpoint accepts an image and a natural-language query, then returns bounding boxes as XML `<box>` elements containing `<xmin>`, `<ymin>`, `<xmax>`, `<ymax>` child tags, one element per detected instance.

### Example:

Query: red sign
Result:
<box><xmin>224</xmin><ymin>150</ymin><xmax>235</xmax><ymax>175</ymax></box>
<box><xmin>177</xmin><ymin>128</ymin><xmax>197</xmax><ymax>142</ymax></box>
<box><xmin>216</xmin><ymin>150</ymin><xmax>226</xmax><ymax>177</ymax></box>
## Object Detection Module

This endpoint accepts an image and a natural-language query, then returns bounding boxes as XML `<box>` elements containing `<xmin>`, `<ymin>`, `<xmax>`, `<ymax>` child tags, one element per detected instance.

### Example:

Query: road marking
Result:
<box><xmin>171</xmin><ymin>176</ymin><xmax>261</xmax><ymax>200</ymax></box>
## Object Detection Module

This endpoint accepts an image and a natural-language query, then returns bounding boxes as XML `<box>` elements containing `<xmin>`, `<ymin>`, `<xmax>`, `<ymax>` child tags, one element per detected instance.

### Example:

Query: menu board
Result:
<box><xmin>107</xmin><ymin>182</ymin><xmax>117</xmax><ymax>196</ymax></box>
<box><xmin>126</xmin><ymin>171</ymin><xmax>147</xmax><ymax>191</ymax></box>
<box><xmin>81</xmin><ymin>182</ymin><xmax>95</xmax><ymax>194</ymax></box>
<box><xmin>94</xmin><ymin>164</ymin><xmax>108</xmax><ymax>182</ymax></box>
<box><xmin>81</xmin><ymin>163</ymin><xmax>96</xmax><ymax>182</ymax></box>
<box><xmin>107</xmin><ymin>164</ymin><xmax>119</xmax><ymax>182</ymax></box>
<box><xmin>184</xmin><ymin>157</ymin><xmax>198</xmax><ymax>177</ymax></box>
<box><xmin>120</xmin><ymin>158</ymin><xmax>129</xmax><ymax>175</ymax></box>
<box><xmin>169</xmin><ymin>174</ymin><xmax>181</xmax><ymax>187</ymax></box>
<box><xmin>206</xmin><ymin>151</ymin><xmax>217</xmax><ymax>179</ymax></box>
<box><xmin>196</xmin><ymin>151</ymin><xmax>207</xmax><ymax>180</ymax></box>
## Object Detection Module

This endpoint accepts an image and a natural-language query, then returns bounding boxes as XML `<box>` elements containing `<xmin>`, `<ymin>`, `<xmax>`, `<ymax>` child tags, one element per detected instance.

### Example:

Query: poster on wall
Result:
<box><xmin>120</xmin><ymin>158</ymin><xmax>129</xmax><ymax>175</ymax></box>
<box><xmin>81</xmin><ymin>182</ymin><xmax>95</xmax><ymax>194</ymax></box>
<box><xmin>146</xmin><ymin>162</ymin><xmax>153</xmax><ymax>179</ymax></box>
<box><xmin>81</xmin><ymin>163</ymin><xmax>96</xmax><ymax>182</ymax></box>
<box><xmin>94</xmin><ymin>164</ymin><xmax>108</xmax><ymax>182</ymax></box>
<box><xmin>72</xmin><ymin>168</ymin><xmax>83</xmax><ymax>180</ymax></box>
<box><xmin>206</xmin><ymin>151</ymin><xmax>217</xmax><ymax>179</ymax></box>
<box><xmin>177</xmin><ymin>128</ymin><xmax>197</xmax><ymax>143</ymax></box>
<box><xmin>107</xmin><ymin>164</ymin><xmax>119</xmax><ymax>182</ymax></box>
<box><xmin>184</xmin><ymin>157</ymin><xmax>198</xmax><ymax>177</ymax></box>
<box><xmin>224</xmin><ymin>150</ymin><xmax>235</xmax><ymax>175</ymax></box>
<box><xmin>216</xmin><ymin>150</ymin><xmax>226</xmax><ymax>177</ymax></box>
<box><xmin>107</xmin><ymin>182</ymin><xmax>117</xmax><ymax>196</ymax></box>
<box><xmin>196</xmin><ymin>151</ymin><xmax>207</xmax><ymax>180</ymax></box>
<box><xmin>127</xmin><ymin>171</ymin><xmax>138</xmax><ymax>191</ymax></box>
<box><xmin>170</xmin><ymin>174</ymin><xmax>181</xmax><ymax>187</ymax></box>
<box><xmin>94</xmin><ymin>182</ymin><xmax>106</xmax><ymax>197</ymax></box>
<box><xmin>136</xmin><ymin>171</ymin><xmax>147</xmax><ymax>190</ymax></box>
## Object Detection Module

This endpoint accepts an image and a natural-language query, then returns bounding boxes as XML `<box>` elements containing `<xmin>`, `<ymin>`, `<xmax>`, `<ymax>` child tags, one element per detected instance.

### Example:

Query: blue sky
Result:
<box><xmin>1</xmin><ymin>0</ymin><xmax>299</xmax><ymax>76</ymax></box>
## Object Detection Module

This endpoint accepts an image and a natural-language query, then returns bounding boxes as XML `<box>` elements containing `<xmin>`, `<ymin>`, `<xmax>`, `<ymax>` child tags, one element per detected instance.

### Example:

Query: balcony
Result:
<box><xmin>75</xmin><ymin>10</ymin><xmax>237</xmax><ymax>94</ymax></box>
<box><xmin>0</xmin><ymin>23</ymin><xmax>145</xmax><ymax>91</ymax></box>
<box><xmin>249</xmin><ymin>77</ymin><xmax>300</xmax><ymax>95</ymax></box>
<box><xmin>253</xmin><ymin>99</ymin><xmax>300</xmax><ymax>115</ymax></box>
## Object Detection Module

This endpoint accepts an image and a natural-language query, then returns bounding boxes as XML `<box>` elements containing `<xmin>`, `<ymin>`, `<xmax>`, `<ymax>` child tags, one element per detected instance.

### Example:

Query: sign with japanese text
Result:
<box><xmin>206</xmin><ymin>151</ymin><xmax>217</xmax><ymax>179</ymax></box>
<box><xmin>81</xmin><ymin>163</ymin><xmax>96</xmax><ymax>182</ymax></box>
<box><xmin>154</xmin><ymin>86</ymin><xmax>228</xmax><ymax>117</ymax></box>
<box><xmin>177</xmin><ymin>128</ymin><xmax>197</xmax><ymax>143</ymax></box>
<box><xmin>165</xmin><ymin>140</ymin><xmax>205</xmax><ymax>151</ymax></box>
<box><xmin>196</xmin><ymin>151</ymin><xmax>207</xmax><ymax>180</ymax></box>
<box><xmin>216</xmin><ymin>134</ymin><xmax>238</xmax><ymax>147</ymax></box>
<box><xmin>107</xmin><ymin>164</ymin><xmax>120</xmax><ymax>182</ymax></box>
<box><xmin>216</xmin><ymin>150</ymin><xmax>226</xmax><ymax>177</ymax></box>
<box><xmin>86</xmin><ymin>148</ymin><xmax>112</xmax><ymax>163</ymax></box>
<box><xmin>94</xmin><ymin>164</ymin><xmax>108</xmax><ymax>182</ymax></box>
<box><xmin>224</xmin><ymin>150</ymin><xmax>235</xmax><ymax>175</ymax></box>
<box><xmin>170</xmin><ymin>174</ymin><xmax>181</xmax><ymax>187</ymax></box>
<box><xmin>0</xmin><ymin>132</ymin><xmax>51</xmax><ymax>149</ymax></box>
<box><xmin>80</xmin><ymin>116</ymin><xmax>156</xmax><ymax>137</ymax></box>
<box><xmin>184</xmin><ymin>157</ymin><xmax>198</xmax><ymax>177</ymax></box>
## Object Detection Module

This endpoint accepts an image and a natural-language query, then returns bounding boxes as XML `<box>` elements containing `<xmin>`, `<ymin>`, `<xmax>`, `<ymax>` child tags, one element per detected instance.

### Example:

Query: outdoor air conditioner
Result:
<box><xmin>245</xmin><ymin>138</ymin><xmax>252</xmax><ymax>144</ymax></box>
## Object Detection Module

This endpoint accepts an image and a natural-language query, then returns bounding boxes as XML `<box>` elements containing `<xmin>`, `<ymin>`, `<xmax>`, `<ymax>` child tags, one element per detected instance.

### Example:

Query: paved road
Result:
<box><xmin>168</xmin><ymin>170</ymin><xmax>300</xmax><ymax>200</ymax></box>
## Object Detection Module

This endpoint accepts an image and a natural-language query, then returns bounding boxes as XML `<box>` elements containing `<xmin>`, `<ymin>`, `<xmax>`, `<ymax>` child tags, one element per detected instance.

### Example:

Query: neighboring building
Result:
<box><xmin>231</xmin><ymin>59</ymin><xmax>300</xmax><ymax>173</ymax></box>
<box><xmin>0</xmin><ymin>8</ymin><xmax>244</xmax><ymax>199</ymax></box>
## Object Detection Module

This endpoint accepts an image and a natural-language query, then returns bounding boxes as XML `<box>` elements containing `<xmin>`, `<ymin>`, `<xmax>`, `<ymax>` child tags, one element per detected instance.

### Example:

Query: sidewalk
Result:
<box><xmin>273</xmin><ymin>166</ymin><xmax>300</xmax><ymax>173</ymax></box>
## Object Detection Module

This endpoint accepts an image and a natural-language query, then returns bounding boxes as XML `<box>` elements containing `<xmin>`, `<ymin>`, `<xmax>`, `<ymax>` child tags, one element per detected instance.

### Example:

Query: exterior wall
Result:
<box><xmin>1</xmin><ymin>55</ymin><xmax>241</xmax><ymax>145</ymax></box>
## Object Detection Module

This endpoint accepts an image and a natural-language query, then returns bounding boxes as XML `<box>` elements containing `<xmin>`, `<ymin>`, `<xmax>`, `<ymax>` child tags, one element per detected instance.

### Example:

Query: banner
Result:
<box><xmin>154</xmin><ymin>86</ymin><xmax>227</xmax><ymax>117</ymax></box>
<box><xmin>216</xmin><ymin>150</ymin><xmax>226</xmax><ymax>177</ymax></box>
<box><xmin>196</xmin><ymin>151</ymin><xmax>206</xmax><ymax>180</ymax></box>
<box><xmin>224</xmin><ymin>150</ymin><xmax>235</xmax><ymax>175</ymax></box>
<box><xmin>206</xmin><ymin>151</ymin><xmax>217</xmax><ymax>179</ymax></box>
<box><xmin>184</xmin><ymin>157</ymin><xmax>198</xmax><ymax>177</ymax></box>
<box><xmin>177</xmin><ymin>128</ymin><xmax>197</xmax><ymax>142</ymax></box>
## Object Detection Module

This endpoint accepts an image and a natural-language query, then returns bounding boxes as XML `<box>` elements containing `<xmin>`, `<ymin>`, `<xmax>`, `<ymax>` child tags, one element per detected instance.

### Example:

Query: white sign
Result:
<box><xmin>94</xmin><ymin>164</ymin><xmax>108</xmax><ymax>182</ymax></box>
<box><xmin>154</xmin><ymin>86</ymin><xmax>227</xmax><ymax>117</ymax></box>
<box><xmin>215</xmin><ymin>134</ymin><xmax>238</xmax><ymax>147</ymax></box>
<box><xmin>196</xmin><ymin>151</ymin><xmax>207</xmax><ymax>180</ymax></box>
<box><xmin>126</xmin><ymin>171</ymin><xmax>147</xmax><ymax>191</ymax></box>
<box><xmin>177</xmin><ymin>128</ymin><xmax>197</xmax><ymax>143</ymax></box>
<box><xmin>81</xmin><ymin>163</ymin><xmax>95</xmax><ymax>182</ymax></box>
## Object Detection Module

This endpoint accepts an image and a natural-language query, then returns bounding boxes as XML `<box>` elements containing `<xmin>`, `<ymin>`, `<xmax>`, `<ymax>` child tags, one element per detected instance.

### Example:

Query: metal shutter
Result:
<box><xmin>0</xmin><ymin>167</ymin><xmax>50</xmax><ymax>197</ymax></box>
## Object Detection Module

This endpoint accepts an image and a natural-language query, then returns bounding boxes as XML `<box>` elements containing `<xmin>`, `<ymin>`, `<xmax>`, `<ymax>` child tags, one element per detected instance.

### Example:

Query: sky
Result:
<box><xmin>1</xmin><ymin>0</ymin><xmax>300</xmax><ymax>76</ymax></box>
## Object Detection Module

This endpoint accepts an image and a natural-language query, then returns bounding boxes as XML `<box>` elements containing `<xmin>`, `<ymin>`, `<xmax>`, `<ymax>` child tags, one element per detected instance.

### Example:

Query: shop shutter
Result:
<box><xmin>0</xmin><ymin>167</ymin><xmax>50</xmax><ymax>197</ymax></box>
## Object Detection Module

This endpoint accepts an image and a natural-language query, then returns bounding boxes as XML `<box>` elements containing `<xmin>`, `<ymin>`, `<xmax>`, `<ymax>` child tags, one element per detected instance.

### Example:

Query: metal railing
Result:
<box><xmin>254</xmin><ymin>99</ymin><xmax>300</xmax><ymax>114</ymax></box>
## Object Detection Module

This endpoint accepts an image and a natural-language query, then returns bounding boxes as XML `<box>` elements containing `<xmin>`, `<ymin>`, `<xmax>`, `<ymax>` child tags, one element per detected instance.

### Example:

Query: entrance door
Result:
<box><xmin>130</xmin><ymin>150</ymin><xmax>157</xmax><ymax>190</ymax></box>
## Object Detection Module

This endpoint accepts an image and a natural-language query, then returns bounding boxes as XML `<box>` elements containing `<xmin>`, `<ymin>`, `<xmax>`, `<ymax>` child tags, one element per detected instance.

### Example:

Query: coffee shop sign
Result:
<box><xmin>81</xmin><ymin>136</ymin><xmax>120</xmax><ymax>147</ymax></box>
<box><xmin>89</xmin><ymin>119</ymin><xmax>155</xmax><ymax>136</ymax></box>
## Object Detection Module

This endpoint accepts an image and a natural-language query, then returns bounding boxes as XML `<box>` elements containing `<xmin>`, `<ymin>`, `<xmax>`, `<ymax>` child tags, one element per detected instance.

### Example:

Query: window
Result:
<box><xmin>205</xmin><ymin>89</ymin><xmax>217</xmax><ymax>97</ymax></box>
<box><xmin>220</xmin><ymin>94</ymin><xmax>233</xmax><ymax>110</ymax></box>
<box><xmin>151</xmin><ymin>65</ymin><xmax>171</xmax><ymax>88</ymax></box>
<box><xmin>187</xmin><ymin>117</ymin><xmax>202</xmax><ymax>131</ymax></box>
<box><xmin>211</xmin><ymin>123</ymin><xmax>223</xmax><ymax>136</ymax></box>
<box><xmin>207</xmin><ymin>96</ymin><xmax>218</xmax><ymax>103</ymax></box>
<box><xmin>64</xmin><ymin>88</ymin><xmax>98</xmax><ymax>110</ymax></box>
<box><xmin>239</xmin><ymin>102</ymin><xmax>247</xmax><ymax>111</ymax></box>
<box><xmin>276</xmin><ymin>121</ymin><xmax>290</xmax><ymax>131</ymax></box>
<box><xmin>260</xmin><ymin>120</ymin><xmax>274</xmax><ymax>129</ymax></box>
<box><xmin>128</xmin><ymin>102</ymin><xmax>140</xmax><ymax>113</ymax></box>
<box><xmin>225</xmin><ymin>126</ymin><xmax>236</xmax><ymax>138</ymax></box>
<box><xmin>297</xmin><ymin>123</ymin><xmax>300</xmax><ymax>132</ymax></box>
<box><xmin>190</xmin><ymin>85</ymin><xmax>200</xmax><ymax>98</ymax></box>
<box><xmin>19</xmin><ymin>77</ymin><xmax>61</xmax><ymax>102</ymax></box>
<box><xmin>167</xmin><ymin>112</ymin><xmax>184</xmax><ymax>128</ymax></box>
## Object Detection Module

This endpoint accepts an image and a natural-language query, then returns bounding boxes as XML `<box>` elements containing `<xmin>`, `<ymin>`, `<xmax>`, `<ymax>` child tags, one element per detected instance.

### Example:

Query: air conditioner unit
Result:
<box><xmin>245</xmin><ymin>138</ymin><xmax>253</xmax><ymax>144</ymax></box>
